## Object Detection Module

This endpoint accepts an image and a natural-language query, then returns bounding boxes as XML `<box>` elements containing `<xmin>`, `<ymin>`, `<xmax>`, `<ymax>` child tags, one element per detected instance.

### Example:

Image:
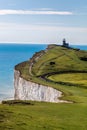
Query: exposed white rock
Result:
<box><xmin>14</xmin><ymin>70</ymin><xmax>66</xmax><ymax>103</ymax></box>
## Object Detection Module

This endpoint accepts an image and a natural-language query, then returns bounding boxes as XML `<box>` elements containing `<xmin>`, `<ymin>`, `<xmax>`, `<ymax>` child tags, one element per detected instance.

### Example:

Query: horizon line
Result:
<box><xmin>0</xmin><ymin>42</ymin><xmax>87</xmax><ymax>45</ymax></box>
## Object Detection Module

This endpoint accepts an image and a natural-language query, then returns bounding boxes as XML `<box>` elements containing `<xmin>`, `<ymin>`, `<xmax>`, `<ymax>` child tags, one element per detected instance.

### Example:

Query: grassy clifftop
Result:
<box><xmin>15</xmin><ymin>45</ymin><xmax>87</xmax><ymax>103</ymax></box>
<box><xmin>31</xmin><ymin>45</ymin><xmax>87</xmax><ymax>76</ymax></box>
<box><xmin>15</xmin><ymin>45</ymin><xmax>87</xmax><ymax>76</ymax></box>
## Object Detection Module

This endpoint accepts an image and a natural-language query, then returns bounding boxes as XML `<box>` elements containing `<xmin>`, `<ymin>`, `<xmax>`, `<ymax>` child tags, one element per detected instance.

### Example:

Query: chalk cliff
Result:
<box><xmin>14</xmin><ymin>70</ymin><xmax>64</xmax><ymax>103</ymax></box>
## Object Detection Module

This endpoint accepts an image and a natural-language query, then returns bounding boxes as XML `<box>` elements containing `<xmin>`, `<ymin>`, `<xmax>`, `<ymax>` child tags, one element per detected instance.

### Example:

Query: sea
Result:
<box><xmin>0</xmin><ymin>44</ymin><xmax>87</xmax><ymax>101</ymax></box>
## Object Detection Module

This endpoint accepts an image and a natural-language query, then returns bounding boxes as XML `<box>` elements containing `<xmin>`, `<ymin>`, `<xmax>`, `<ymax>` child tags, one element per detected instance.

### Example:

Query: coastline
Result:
<box><xmin>0</xmin><ymin>44</ymin><xmax>87</xmax><ymax>102</ymax></box>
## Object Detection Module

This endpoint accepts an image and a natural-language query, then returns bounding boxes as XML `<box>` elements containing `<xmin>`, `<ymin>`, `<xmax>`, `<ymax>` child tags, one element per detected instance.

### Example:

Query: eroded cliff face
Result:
<box><xmin>14</xmin><ymin>70</ymin><xmax>64</xmax><ymax>103</ymax></box>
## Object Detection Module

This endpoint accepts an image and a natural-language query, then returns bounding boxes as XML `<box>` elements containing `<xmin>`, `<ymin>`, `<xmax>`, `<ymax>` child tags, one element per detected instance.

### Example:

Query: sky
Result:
<box><xmin>0</xmin><ymin>0</ymin><xmax>87</xmax><ymax>44</ymax></box>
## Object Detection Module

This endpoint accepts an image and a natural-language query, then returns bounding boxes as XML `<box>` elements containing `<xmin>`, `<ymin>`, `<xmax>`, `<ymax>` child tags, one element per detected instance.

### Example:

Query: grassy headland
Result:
<box><xmin>15</xmin><ymin>45</ymin><xmax>87</xmax><ymax>102</ymax></box>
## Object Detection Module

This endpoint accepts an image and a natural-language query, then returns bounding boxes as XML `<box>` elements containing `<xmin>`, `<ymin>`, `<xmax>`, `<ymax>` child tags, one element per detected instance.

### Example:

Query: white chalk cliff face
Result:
<box><xmin>14</xmin><ymin>70</ymin><xmax>64</xmax><ymax>103</ymax></box>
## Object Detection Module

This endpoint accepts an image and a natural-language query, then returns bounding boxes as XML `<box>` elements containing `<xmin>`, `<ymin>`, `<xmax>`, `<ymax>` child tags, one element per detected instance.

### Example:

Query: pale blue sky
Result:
<box><xmin>0</xmin><ymin>0</ymin><xmax>87</xmax><ymax>44</ymax></box>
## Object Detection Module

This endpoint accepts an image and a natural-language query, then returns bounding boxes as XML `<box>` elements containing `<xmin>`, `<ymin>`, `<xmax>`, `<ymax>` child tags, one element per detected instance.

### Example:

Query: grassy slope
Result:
<box><xmin>1</xmin><ymin>45</ymin><xmax>87</xmax><ymax>130</ymax></box>
<box><xmin>32</xmin><ymin>46</ymin><xmax>87</xmax><ymax>76</ymax></box>
<box><xmin>48</xmin><ymin>73</ymin><xmax>87</xmax><ymax>87</ymax></box>
<box><xmin>0</xmin><ymin>101</ymin><xmax>87</xmax><ymax>130</ymax></box>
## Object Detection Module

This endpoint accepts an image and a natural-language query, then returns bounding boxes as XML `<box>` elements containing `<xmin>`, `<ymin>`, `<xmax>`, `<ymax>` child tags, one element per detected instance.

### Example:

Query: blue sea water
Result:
<box><xmin>0</xmin><ymin>44</ymin><xmax>47</xmax><ymax>101</ymax></box>
<box><xmin>0</xmin><ymin>44</ymin><xmax>87</xmax><ymax>101</ymax></box>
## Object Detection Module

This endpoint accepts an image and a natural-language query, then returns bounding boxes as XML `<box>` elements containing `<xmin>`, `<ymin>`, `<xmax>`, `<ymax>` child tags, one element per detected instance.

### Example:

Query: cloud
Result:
<box><xmin>0</xmin><ymin>9</ymin><xmax>73</xmax><ymax>15</ymax></box>
<box><xmin>0</xmin><ymin>22</ymin><xmax>87</xmax><ymax>44</ymax></box>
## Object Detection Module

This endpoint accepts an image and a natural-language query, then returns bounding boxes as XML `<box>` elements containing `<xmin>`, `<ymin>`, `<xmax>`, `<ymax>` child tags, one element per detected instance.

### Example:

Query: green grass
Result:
<box><xmin>48</xmin><ymin>73</ymin><xmax>87</xmax><ymax>87</ymax></box>
<box><xmin>3</xmin><ymin>45</ymin><xmax>87</xmax><ymax>130</ymax></box>
<box><xmin>0</xmin><ymin>101</ymin><xmax>87</xmax><ymax>130</ymax></box>
<box><xmin>31</xmin><ymin>46</ymin><xmax>87</xmax><ymax>76</ymax></box>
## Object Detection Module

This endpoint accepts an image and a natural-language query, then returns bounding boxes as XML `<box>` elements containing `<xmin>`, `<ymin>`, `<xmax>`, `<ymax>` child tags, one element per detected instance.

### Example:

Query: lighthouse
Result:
<box><xmin>62</xmin><ymin>39</ymin><xmax>69</xmax><ymax>48</ymax></box>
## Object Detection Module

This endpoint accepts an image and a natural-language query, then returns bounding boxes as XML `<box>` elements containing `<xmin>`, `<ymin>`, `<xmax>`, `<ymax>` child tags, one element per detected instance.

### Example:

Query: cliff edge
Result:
<box><xmin>14</xmin><ymin>44</ymin><xmax>87</xmax><ymax>103</ymax></box>
<box><xmin>14</xmin><ymin>70</ymin><xmax>65</xmax><ymax>103</ymax></box>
